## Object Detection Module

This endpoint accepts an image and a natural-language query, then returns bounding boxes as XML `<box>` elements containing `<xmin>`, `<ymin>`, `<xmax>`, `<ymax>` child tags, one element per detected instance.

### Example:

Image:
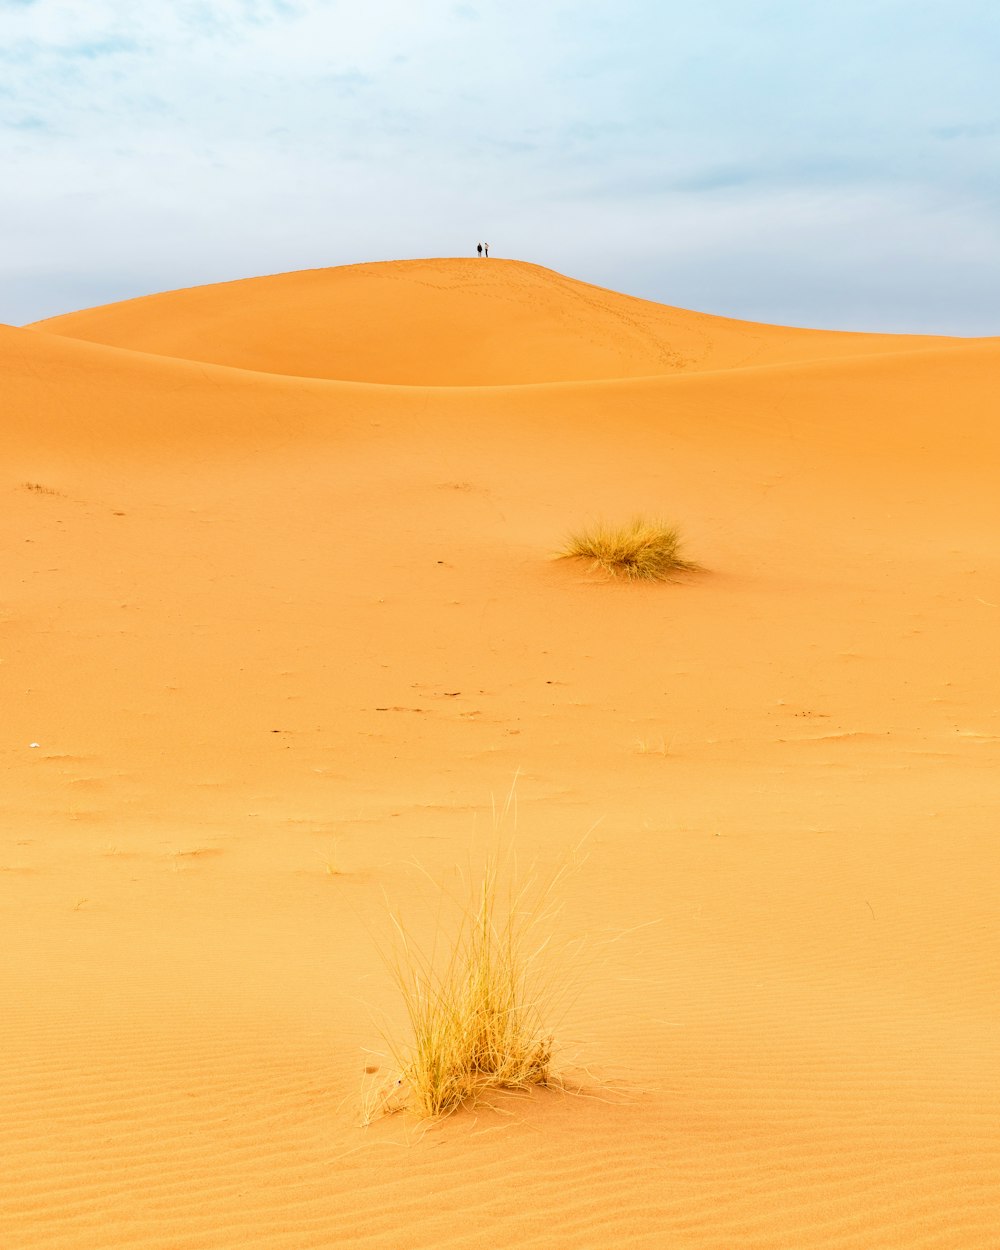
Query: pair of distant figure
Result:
<box><xmin>476</xmin><ymin>242</ymin><xmax>490</xmax><ymax>257</ymax></box>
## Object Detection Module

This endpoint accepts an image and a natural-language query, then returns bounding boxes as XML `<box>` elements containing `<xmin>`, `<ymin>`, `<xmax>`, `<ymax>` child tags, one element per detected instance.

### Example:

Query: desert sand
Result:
<box><xmin>4</xmin><ymin>258</ymin><xmax>999</xmax><ymax>1248</ymax></box>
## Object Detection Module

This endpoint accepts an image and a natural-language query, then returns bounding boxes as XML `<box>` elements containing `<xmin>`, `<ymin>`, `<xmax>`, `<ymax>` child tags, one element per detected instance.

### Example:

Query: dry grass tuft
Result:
<box><xmin>21</xmin><ymin>481</ymin><xmax>64</xmax><ymax>496</ymax></box>
<box><xmin>559</xmin><ymin>516</ymin><xmax>695</xmax><ymax>581</ymax></box>
<box><xmin>367</xmin><ymin>795</ymin><xmax>574</xmax><ymax>1121</ymax></box>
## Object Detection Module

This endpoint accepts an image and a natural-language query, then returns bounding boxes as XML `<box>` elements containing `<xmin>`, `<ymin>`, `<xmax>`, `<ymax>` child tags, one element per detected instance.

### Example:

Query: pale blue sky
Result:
<box><xmin>2</xmin><ymin>0</ymin><xmax>998</xmax><ymax>331</ymax></box>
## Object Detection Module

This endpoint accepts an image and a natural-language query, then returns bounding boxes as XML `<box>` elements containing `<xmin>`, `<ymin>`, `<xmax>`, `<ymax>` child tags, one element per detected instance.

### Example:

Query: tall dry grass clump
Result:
<box><xmin>367</xmin><ymin>796</ymin><xmax>575</xmax><ymax>1121</ymax></box>
<box><xmin>383</xmin><ymin>857</ymin><xmax>553</xmax><ymax>1118</ymax></box>
<box><xmin>560</xmin><ymin>516</ymin><xmax>695</xmax><ymax>581</ymax></box>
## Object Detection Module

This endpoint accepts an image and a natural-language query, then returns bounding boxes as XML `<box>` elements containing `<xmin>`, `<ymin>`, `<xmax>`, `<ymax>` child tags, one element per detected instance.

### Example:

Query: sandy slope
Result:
<box><xmin>4</xmin><ymin>261</ymin><xmax>999</xmax><ymax>1249</ymax></box>
<box><xmin>30</xmin><ymin>257</ymin><xmax>963</xmax><ymax>384</ymax></box>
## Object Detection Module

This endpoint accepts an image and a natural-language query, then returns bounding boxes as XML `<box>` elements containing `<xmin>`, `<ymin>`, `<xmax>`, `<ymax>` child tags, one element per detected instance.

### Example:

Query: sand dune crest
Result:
<box><xmin>28</xmin><ymin>257</ymin><xmax>972</xmax><ymax>385</ymax></box>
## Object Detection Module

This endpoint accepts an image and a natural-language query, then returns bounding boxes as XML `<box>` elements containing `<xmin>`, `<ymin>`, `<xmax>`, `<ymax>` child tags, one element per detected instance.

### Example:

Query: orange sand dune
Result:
<box><xmin>4</xmin><ymin>260</ymin><xmax>999</xmax><ymax>1249</ymax></box>
<box><xmin>29</xmin><ymin>257</ymin><xmax>971</xmax><ymax>384</ymax></box>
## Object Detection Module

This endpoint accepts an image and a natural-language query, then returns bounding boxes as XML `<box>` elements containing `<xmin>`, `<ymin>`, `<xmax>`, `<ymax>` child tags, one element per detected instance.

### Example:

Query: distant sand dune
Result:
<box><xmin>4</xmin><ymin>260</ymin><xmax>999</xmax><ymax>1249</ymax></box>
<box><xmin>28</xmin><ymin>256</ymin><xmax>974</xmax><ymax>385</ymax></box>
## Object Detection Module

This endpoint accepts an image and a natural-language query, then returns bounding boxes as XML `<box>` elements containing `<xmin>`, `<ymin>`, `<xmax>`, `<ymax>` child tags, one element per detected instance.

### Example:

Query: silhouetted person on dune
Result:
<box><xmin>477</xmin><ymin>242</ymin><xmax>483</xmax><ymax>257</ymax></box>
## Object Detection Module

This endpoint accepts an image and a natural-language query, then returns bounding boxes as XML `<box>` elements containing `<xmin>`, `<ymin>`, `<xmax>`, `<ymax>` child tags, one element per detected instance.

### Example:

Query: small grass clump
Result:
<box><xmin>368</xmin><ymin>831</ymin><xmax>567</xmax><ymax>1122</ymax></box>
<box><xmin>21</xmin><ymin>481</ymin><xmax>63</xmax><ymax>496</ymax></box>
<box><xmin>560</xmin><ymin>516</ymin><xmax>695</xmax><ymax>581</ymax></box>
